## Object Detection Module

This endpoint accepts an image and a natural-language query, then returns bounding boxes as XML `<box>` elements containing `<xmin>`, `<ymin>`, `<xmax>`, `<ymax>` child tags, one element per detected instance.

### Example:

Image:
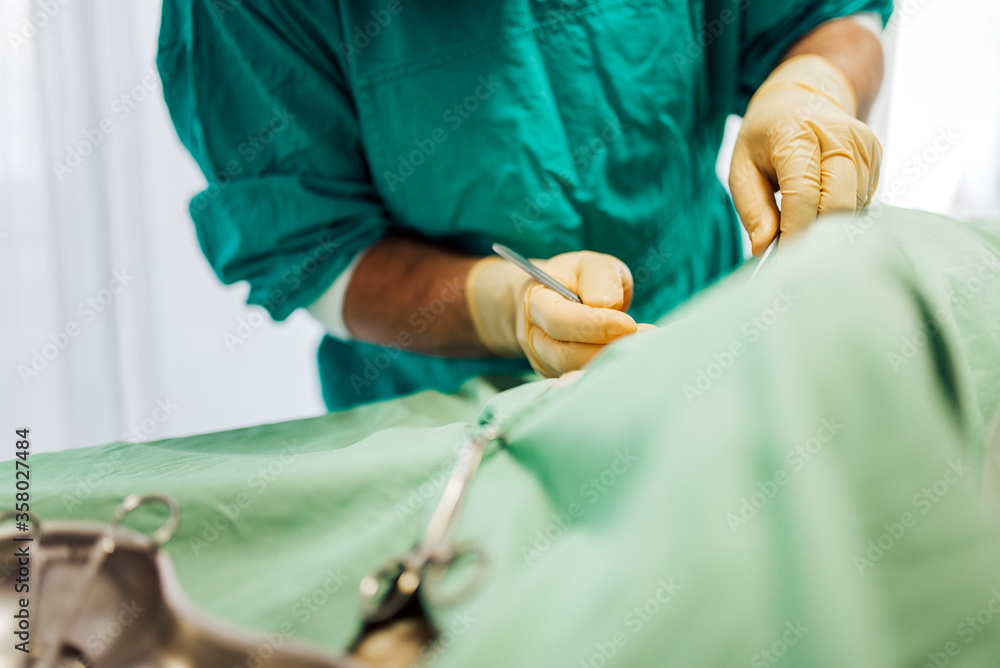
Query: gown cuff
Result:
<box><xmin>305</xmin><ymin>245</ymin><xmax>372</xmax><ymax>341</ymax></box>
<box><xmin>849</xmin><ymin>11</ymin><xmax>885</xmax><ymax>40</ymax></box>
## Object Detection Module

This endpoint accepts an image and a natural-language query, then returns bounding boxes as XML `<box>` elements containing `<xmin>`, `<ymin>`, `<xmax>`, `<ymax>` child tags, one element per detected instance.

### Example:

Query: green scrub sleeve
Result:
<box><xmin>716</xmin><ymin>0</ymin><xmax>893</xmax><ymax>115</ymax></box>
<box><xmin>156</xmin><ymin>0</ymin><xmax>389</xmax><ymax>321</ymax></box>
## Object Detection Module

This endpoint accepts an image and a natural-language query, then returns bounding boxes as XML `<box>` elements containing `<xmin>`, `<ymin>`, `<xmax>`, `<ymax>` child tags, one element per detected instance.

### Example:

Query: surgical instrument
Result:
<box><xmin>357</xmin><ymin>424</ymin><xmax>502</xmax><ymax>626</ymax></box>
<box><xmin>748</xmin><ymin>236</ymin><xmax>779</xmax><ymax>285</ymax></box>
<box><xmin>493</xmin><ymin>243</ymin><xmax>583</xmax><ymax>304</ymax></box>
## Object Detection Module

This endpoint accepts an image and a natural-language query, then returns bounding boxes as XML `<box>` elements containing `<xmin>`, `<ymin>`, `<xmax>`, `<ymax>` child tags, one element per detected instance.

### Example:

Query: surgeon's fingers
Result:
<box><xmin>856</xmin><ymin>161</ymin><xmax>876</xmax><ymax>211</ymax></box>
<box><xmin>545</xmin><ymin>252</ymin><xmax>633</xmax><ymax>311</ymax></box>
<box><xmin>730</xmin><ymin>141</ymin><xmax>780</xmax><ymax>256</ymax></box>
<box><xmin>527</xmin><ymin>284</ymin><xmax>638</xmax><ymax>344</ymax></box>
<box><xmin>861</xmin><ymin>136</ymin><xmax>883</xmax><ymax>208</ymax></box>
<box><xmin>775</xmin><ymin>136</ymin><xmax>822</xmax><ymax>238</ymax></box>
<box><xmin>531</xmin><ymin>323</ymin><xmax>657</xmax><ymax>378</ymax></box>
<box><xmin>525</xmin><ymin>326</ymin><xmax>606</xmax><ymax>378</ymax></box>
<box><xmin>818</xmin><ymin>153</ymin><xmax>859</xmax><ymax>215</ymax></box>
<box><xmin>575</xmin><ymin>254</ymin><xmax>634</xmax><ymax>311</ymax></box>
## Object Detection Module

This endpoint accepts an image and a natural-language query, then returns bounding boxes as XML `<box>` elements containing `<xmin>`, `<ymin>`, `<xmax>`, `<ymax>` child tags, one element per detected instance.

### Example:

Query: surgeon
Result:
<box><xmin>157</xmin><ymin>0</ymin><xmax>890</xmax><ymax>410</ymax></box>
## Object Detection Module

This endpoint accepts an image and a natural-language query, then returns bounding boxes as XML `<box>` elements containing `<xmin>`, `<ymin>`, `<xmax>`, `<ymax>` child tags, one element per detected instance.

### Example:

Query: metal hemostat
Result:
<box><xmin>355</xmin><ymin>424</ymin><xmax>503</xmax><ymax>636</ymax></box>
<box><xmin>0</xmin><ymin>495</ymin><xmax>360</xmax><ymax>668</ymax></box>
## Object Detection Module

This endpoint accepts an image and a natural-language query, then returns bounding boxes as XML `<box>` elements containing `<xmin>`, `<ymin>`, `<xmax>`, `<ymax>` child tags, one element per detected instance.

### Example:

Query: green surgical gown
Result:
<box><xmin>156</xmin><ymin>0</ymin><xmax>893</xmax><ymax>409</ymax></box>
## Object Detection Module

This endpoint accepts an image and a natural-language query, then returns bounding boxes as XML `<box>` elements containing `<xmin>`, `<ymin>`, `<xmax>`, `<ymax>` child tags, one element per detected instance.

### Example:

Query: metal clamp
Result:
<box><xmin>111</xmin><ymin>494</ymin><xmax>181</xmax><ymax>547</ymax></box>
<box><xmin>359</xmin><ymin>425</ymin><xmax>501</xmax><ymax>623</ymax></box>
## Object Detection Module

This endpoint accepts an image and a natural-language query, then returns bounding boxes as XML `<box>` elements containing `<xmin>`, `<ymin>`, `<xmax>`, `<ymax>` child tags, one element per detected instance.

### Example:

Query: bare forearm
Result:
<box><xmin>343</xmin><ymin>234</ymin><xmax>490</xmax><ymax>356</ymax></box>
<box><xmin>782</xmin><ymin>18</ymin><xmax>884</xmax><ymax>120</ymax></box>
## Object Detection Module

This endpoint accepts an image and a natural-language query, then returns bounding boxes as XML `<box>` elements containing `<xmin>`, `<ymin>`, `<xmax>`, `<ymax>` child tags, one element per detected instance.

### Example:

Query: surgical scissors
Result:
<box><xmin>358</xmin><ymin>424</ymin><xmax>502</xmax><ymax>625</ymax></box>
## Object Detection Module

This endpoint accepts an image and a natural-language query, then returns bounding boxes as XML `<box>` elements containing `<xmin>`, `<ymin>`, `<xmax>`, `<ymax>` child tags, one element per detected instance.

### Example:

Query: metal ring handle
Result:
<box><xmin>358</xmin><ymin>556</ymin><xmax>410</xmax><ymax>621</ymax></box>
<box><xmin>421</xmin><ymin>542</ymin><xmax>489</xmax><ymax>609</ymax></box>
<box><xmin>0</xmin><ymin>511</ymin><xmax>42</xmax><ymax>535</ymax></box>
<box><xmin>110</xmin><ymin>494</ymin><xmax>181</xmax><ymax>547</ymax></box>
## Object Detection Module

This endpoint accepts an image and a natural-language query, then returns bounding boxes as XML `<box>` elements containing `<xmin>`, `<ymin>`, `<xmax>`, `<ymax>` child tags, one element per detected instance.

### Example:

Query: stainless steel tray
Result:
<box><xmin>0</xmin><ymin>502</ymin><xmax>360</xmax><ymax>668</ymax></box>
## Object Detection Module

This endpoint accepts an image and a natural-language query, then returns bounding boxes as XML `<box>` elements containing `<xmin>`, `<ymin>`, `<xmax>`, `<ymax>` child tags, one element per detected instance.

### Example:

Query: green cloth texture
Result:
<box><xmin>155</xmin><ymin>0</ymin><xmax>892</xmax><ymax>409</ymax></box>
<box><xmin>13</xmin><ymin>206</ymin><xmax>1000</xmax><ymax>666</ymax></box>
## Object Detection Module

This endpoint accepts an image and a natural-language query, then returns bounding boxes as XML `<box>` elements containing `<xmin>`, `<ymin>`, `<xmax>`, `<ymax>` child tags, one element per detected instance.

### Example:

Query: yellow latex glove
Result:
<box><xmin>729</xmin><ymin>54</ymin><xmax>882</xmax><ymax>255</ymax></box>
<box><xmin>466</xmin><ymin>251</ymin><xmax>654</xmax><ymax>377</ymax></box>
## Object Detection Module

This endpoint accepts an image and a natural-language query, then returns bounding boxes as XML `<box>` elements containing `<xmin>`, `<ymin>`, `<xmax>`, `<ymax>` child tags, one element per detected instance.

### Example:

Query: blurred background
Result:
<box><xmin>2</xmin><ymin>0</ymin><xmax>998</xmax><ymax>453</ymax></box>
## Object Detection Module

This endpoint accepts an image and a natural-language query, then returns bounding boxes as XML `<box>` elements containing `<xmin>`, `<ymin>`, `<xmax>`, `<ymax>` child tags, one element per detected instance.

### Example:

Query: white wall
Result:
<box><xmin>878</xmin><ymin>0</ymin><xmax>1000</xmax><ymax>218</ymax></box>
<box><xmin>1</xmin><ymin>0</ymin><xmax>325</xmax><ymax>454</ymax></box>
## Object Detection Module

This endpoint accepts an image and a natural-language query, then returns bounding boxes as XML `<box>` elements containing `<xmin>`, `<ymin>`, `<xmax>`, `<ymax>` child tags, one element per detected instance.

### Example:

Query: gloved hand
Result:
<box><xmin>729</xmin><ymin>54</ymin><xmax>882</xmax><ymax>255</ymax></box>
<box><xmin>466</xmin><ymin>251</ymin><xmax>654</xmax><ymax>377</ymax></box>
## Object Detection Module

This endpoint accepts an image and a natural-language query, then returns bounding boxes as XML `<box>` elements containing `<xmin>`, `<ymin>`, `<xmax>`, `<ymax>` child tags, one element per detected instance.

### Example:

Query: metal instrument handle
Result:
<box><xmin>748</xmin><ymin>237</ymin><xmax>779</xmax><ymax>285</ymax></box>
<box><xmin>358</xmin><ymin>426</ymin><xmax>500</xmax><ymax>622</ymax></box>
<box><xmin>35</xmin><ymin>494</ymin><xmax>180</xmax><ymax>668</ymax></box>
<box><xmin>493</xmin><ymin>243</ymin><xmax>583</xmax><ymax>304</ymax></box>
